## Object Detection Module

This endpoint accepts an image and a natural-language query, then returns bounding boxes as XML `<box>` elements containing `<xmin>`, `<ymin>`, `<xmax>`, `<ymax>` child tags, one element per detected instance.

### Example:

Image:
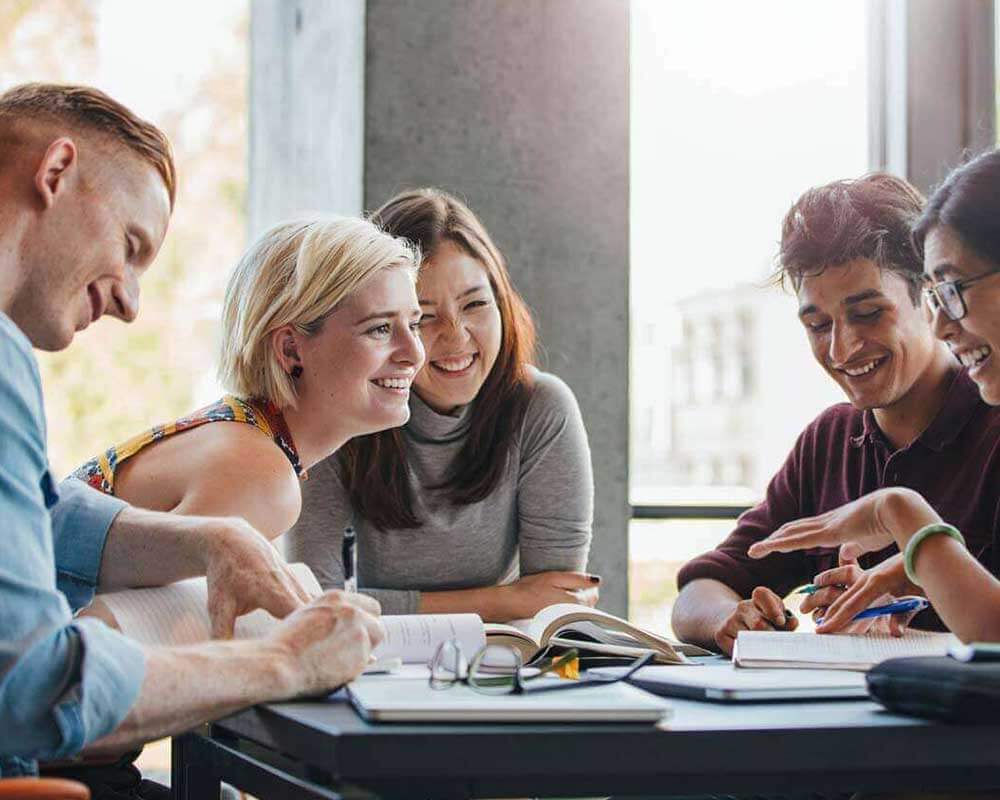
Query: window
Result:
<box><xmin>0</xmin><ymin>0</ymin><xmax>249</xmax><ymax>478</ymax></box>
<box><xmin>1</xmin><ymin>0</ymin><xmax>249</xmax><ymax>782</ymax></box>
<box><xmin>629</xmin><ymin>0</ymin><xmax>869</xmax><ymax>629</ymax></box>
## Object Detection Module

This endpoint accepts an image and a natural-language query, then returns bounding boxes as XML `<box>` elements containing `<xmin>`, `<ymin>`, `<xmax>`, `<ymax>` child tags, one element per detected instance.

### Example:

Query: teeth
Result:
<box><xmin>433</xmin><ymin>354</ymin><xmax>475</xmax><ymax>372</ymax></box>
<box><xmin>843</xmin><ymin>359</ymin><xmax>881</xmax><ymax>377</ymax></box>
<box><xmin>959</xmin><ymin>346</ymin><xmax>992</xmax><ymax>368</ymax></box>
<box><xmin>374</xmin><ymin>377</ymin><xmax>411</xmax><ymax>389</ymax></box>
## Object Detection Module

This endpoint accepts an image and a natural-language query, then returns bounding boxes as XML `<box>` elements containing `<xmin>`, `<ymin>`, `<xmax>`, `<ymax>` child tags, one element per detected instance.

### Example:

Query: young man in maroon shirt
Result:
<box><xmin>672</xmin><ymin>173</ymin><xmax>1000</xmax><ymax>655</ymax></box>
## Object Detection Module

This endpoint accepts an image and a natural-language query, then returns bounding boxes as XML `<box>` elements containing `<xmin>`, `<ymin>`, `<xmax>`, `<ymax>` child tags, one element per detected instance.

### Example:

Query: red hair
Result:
<box><xmin>0</xmin><ymin>82</ymin><xmax>177</xmax><ymax>208</ymax></box>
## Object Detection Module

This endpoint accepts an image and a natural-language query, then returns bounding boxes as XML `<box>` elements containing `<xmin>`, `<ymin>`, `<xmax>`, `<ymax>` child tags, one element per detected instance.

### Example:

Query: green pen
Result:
<box><xmin>797</xmin><ymin>583</ymin><xmax>846</xmax><ymax>595</ymax></box>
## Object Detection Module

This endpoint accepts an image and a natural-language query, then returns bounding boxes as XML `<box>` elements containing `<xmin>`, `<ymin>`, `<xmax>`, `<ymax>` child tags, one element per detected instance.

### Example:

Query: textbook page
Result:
<box><xmin>734</xmin><ymin>630</ymin><xmax>957</xmax><ymax>670</ymax></box>
<box><xmin>375</xmin><ymin>614</ymin><xmax>486</xmax><ymax>663</ymax></box>
<box><xmin>95</xmin><ymin>567</ymin><xmax>486</xmax><ymax>663</ymax></box>
<box><xmin>94</xmin><ymin>563</ymin><xmax>322</xmax><ymax>646</ymax></box>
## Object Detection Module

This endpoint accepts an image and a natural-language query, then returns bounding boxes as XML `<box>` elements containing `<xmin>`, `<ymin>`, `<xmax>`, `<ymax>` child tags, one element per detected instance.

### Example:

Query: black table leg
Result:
<box><xmin>171</xmin><ymin>733</ymin><xmax>221</xmax><ymax>800</ymax></box>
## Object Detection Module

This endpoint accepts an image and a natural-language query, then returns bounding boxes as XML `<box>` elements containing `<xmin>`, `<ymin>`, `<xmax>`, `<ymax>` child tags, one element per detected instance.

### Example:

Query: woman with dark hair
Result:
<box><xmin>287</xmin><ymin>189</ymin><xmax>597</xmax><ymax>621</ymax></box>
<box><xmin>749</xmin><ymin>149</ymin><xmax>1000</xmax><ymax>645</ymax></box>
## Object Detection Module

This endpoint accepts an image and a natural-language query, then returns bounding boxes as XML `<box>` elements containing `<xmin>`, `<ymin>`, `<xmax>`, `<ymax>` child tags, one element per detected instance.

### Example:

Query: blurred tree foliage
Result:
<box><xmin>0</xmin><ymin>0</ymin><xmax>248</xmax><ymax>477</ymax></box>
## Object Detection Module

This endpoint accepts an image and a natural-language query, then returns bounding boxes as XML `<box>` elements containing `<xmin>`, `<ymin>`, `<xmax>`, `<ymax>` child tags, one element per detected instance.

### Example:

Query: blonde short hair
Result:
<box><xmin>218</xmin><ymin>217</ymin><xmax>419</xmax><ymax>408</ymax></box>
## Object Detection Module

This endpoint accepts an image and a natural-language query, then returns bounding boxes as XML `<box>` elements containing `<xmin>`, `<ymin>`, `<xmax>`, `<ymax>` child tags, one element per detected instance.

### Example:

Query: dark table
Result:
<box><xmin>171</xmin><ymin>686</ymin><xmax>1000</xmax><ymax>799</ymax></box>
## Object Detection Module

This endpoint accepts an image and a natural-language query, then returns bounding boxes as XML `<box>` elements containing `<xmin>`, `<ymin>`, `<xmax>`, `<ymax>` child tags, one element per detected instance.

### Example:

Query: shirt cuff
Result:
<box><xmin>54</xmin><ymin>618</ymin><xmax>146</xmax><ymax>756</ymax></box>
<box><xmin>52</xmin><ymin>479</ymin><xmax>127</xmax><ymax>611</ymax></box>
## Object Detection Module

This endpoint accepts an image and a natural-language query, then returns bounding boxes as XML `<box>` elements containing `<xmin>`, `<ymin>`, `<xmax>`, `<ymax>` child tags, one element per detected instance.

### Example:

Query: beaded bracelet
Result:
<box><xmin>903</xmin><ymin>523</ymin><xmax>965</xmax><ymax>586</ymax></box>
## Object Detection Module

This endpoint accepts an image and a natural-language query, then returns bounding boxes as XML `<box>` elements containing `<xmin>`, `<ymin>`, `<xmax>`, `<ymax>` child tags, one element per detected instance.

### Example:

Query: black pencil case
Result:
<box><xmin>867</xmin><ymin>656</ymin><xmax>1000</xmax><ymax>723</ymax></box>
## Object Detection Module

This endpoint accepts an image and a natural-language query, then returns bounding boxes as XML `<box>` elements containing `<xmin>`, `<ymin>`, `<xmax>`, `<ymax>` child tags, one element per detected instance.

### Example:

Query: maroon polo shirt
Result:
<box><xmin>677</xmin><ymin>367</ymin><xmax>1000</xmax><ymax>625</ymax></box>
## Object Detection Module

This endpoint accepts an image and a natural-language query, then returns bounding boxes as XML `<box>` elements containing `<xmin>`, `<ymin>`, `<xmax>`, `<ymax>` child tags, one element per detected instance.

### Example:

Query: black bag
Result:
<box><xmin>867</xmin><ymin>656</ymin><xmax>1000</xmax><ymax>723</ymax></box>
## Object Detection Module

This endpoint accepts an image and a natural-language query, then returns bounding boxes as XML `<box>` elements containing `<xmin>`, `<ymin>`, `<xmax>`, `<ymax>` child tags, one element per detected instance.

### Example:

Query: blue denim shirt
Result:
<box><xmin>0</xmin><ymin>313</ymin><xmax>146</xmax><ymax>776</ymax></box>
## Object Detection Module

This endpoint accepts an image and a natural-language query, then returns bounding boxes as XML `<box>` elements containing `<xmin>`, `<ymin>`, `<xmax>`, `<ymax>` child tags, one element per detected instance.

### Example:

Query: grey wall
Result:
<box><xmin>366</xmin><ymin>0</ymin><xmax>630</xmax><ymax>615</ymax></box>
<box><xmin>249</xmin><ymin>0</ymin><xmax>366</xmax><ymax>236</ymax></box>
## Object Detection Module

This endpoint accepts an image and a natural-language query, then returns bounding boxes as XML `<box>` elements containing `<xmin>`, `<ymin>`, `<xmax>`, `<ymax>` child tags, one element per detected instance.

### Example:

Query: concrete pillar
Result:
<box><xmin>366</xmin><ymin>0</ymin><xmax>630</xmax><ymax>615</ymax></box>
<box><xmin>249</xmin><ymin>0</ymin><xmax>365</xmax><ymax>237</ymax></box>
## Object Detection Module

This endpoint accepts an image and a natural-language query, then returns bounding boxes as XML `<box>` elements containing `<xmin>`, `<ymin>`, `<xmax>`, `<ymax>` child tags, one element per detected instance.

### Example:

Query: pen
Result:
<box><xmin>849</xmin><ymin>597</ymin><xmax>929</xmax><ymax>621</ymax></box>
<box><xmin>797</xmin><ymin>583</ymin><xmax>846</xmax><ymax>595</ymax></box>
<box><xmin>342</xmin><ymin>525</ymin><xmax>357</xmax><ymax>593</ymax></box>
<box><xmin>817</xmin><ymin>597</ymin><xmax>930</xmax><ymax>625</ymax></box>
<box><xmin>773</xmin><ymin>609</ymin><xmax>794</xmax><ymax>630</ymax></box>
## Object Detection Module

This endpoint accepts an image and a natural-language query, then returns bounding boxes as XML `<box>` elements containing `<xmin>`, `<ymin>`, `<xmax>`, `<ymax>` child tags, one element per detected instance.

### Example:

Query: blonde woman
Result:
<box><xmin>74</xmin><ymin>216</ymin><xmax>424</xmax><ymax>545</ymax></box>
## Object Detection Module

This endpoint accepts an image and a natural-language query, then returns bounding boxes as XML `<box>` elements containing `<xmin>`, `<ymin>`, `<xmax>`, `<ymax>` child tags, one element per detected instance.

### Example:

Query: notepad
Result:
<box><xmin>347</xmin><ymin>674</ymin><xmax>672</xmax><ymax>722</ymax></box>
<box><xmin>733</xmin><ymin>630</ymin><xmax>957</xmax><ymax>671</ymax></box>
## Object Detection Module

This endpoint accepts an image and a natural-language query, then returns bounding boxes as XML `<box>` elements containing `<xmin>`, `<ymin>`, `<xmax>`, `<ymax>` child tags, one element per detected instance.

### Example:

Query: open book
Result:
<box><xmin>485</xmin><ymin>603</ymin><xmax>712</xmax><ymax>665</ymax></box>
<box><xmin>86</xmin><ymin>568</ymin><xmax>707</xmax><ymax>667</ymax></box>
<box><xmin>86</xmin><ymin>564</ymin><xmax>486</xmax><ymax>665</ymax></box>
<box><xmin>733</xmin><ymin>629</ymin><xmax>957</xmax><ymax>671</ymax></box>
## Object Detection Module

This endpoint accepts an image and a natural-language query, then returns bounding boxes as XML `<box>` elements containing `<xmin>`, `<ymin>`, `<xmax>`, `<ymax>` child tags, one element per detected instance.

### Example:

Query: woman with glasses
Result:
<box><xmin>748</xmin><ymin>149</ymin><xmax>1000</xmax><ymax>645</ymax></box>
<box><xmin>287</xmin><ymin>189</ymin><xmax>597</xmax><ymax>622</ymax></box>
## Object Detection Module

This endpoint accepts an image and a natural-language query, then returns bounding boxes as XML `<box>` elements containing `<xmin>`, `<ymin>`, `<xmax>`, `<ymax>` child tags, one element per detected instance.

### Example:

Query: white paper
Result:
<box><xmin>95</xmin><ymin>563</ymin><xmax>321</xmax><ymax>645</ymax></box>
<box><xmin>375</xmin><ymin>613</ymin><xmax>486</xmax><ymax>664</ymax></box>
<box><xmin>734</xmin><ymin>629</ymin><xmax>956</xmax><ymax>670</ymax></box>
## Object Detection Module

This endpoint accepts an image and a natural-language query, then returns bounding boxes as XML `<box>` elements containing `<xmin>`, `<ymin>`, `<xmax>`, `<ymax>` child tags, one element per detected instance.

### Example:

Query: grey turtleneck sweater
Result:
<box><xmin>285</xmin><ymin>369</ymin><xmax>594</xmax><ymax>614</ymax></box>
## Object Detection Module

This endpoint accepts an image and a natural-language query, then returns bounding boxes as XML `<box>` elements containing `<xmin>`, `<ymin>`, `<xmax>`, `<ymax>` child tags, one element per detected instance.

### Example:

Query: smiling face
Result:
<box><xmin>295</xmin><ymin>266</ymin><xmax>424</xmax><ymax>436</ymax></box>
<box><xmin>412</xmin><ymin>240</ymin><xmax>502</xmax><ymax>414</ymax></box>
<box><xmin>10</xmin><ymin>143</ymin><xmax>170</xmax><ymax>351</ymax></box>
<box><xmin>796</xmin><ymin>258</ymin><xmax>940</xmax><ymax>411</ymax></box>
<box><xmin>924</xmin><ymin>224</ymin><xmax>1000</xmax><ymax>405</ymax></box>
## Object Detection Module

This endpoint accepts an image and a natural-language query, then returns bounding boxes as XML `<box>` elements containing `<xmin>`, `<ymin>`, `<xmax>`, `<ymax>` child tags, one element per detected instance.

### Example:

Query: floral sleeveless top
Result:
<box><xmin>74</xmin><ymin>395</ymin><xmax>304</xmax><ymax>496</ymax></box>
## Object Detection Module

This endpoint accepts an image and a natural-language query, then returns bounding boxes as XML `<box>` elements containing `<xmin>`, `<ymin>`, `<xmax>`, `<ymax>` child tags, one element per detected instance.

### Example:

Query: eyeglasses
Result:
<box><xmin>428</xmin><ymin>639</ymin><xmax>656</xmax><ymax>695</ymax></box>
<box><xmin>922</xmin><ymin>269</ymin><xmax>1000</xmax><ymax>321</ymax></box>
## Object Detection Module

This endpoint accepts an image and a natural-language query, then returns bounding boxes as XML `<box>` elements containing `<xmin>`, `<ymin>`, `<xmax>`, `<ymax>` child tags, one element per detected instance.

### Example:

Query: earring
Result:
<box><xmin>291</xmin><ymin>365</ymin><xmax>303</xmax><ymax>379</ymax></box>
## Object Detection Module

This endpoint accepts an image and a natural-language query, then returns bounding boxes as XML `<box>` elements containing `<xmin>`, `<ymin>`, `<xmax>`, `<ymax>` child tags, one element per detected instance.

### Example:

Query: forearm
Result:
<box><xmin>671</xmin><ymin>579</ymin><xmax>741</xmax><ymax>650</ymax></box>
<box><xmin>85</xmin><ymin>638</ymin><xmax>294</xmax><ymax>756</ymax></box>
<box><xmin>419</xmin><ymin>585</ymin><xmax>511</xmax><ymax>622</ymax></box>
<box><xmin>882</xmin><ymin>491</ymin><xmax>1000</xmax><ymax>641</ymax></box>
<box><xmin>98</xmin><ymin>506</ymin><xmax>226</xmax><ymax>590</ymax></box>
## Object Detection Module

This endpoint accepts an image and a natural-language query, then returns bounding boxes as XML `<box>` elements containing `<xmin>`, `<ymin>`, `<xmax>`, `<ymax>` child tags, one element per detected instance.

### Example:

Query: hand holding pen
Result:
<box><xmin>801</xmin><ymin>550</ymin><xmax>923</xmax><ymax>635</ymax></box>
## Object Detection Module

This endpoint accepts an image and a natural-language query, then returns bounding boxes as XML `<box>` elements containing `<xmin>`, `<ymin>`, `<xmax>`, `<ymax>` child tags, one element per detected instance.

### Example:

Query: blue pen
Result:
<box><xmin>850</xmin><ymin>597</ymin><xmax>930</xmax><ymax>621</ymax></box>
<box><xmin>817</xmin><ymin>596</ymin><xmax>929</xmax><ymax>625</ymax></box>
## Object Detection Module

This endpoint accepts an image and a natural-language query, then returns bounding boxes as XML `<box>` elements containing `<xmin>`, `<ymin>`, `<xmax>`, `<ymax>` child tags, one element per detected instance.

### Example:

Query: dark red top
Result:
<box><xmin>677</xmin><ymin>367</ymin><xmax>1000</xmax><ymax>627</ymax></box>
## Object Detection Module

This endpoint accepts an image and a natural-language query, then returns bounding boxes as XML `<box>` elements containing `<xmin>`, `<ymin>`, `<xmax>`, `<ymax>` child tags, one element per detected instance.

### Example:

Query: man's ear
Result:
<box><xmin>270</xmin><ymin>325</ymin><xmax>302</xmax><ymax>374</ymax></box>
<box><xmin>33</xmin><ymin>137</ymin><xmax>78</xmax><ymax>209</ymax></box>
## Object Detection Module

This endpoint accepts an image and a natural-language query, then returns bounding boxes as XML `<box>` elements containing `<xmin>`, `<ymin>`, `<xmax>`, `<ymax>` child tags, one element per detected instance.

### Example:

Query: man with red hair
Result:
<box><xmin>0</xmin><ymin>83</ymin><xmax>383</xmax><ymax>785</ymax></box>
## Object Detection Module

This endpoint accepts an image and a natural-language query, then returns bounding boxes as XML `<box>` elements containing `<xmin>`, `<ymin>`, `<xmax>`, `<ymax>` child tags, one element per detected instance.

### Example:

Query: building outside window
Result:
<box><xmin>629</xmin><ymin>0</ymin><xmax>868</xmax><ymax>631</ymax></box>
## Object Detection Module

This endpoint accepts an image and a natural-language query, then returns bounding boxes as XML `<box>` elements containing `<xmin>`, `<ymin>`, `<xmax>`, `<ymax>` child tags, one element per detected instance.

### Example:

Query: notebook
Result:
<box><xmin>733</xmin><ymin>630</ymin><xmax>957</xmax><ymax>671</ymax></box>
<box><xmin>589</xmin><ymin>663</ymin><xmax>868</xmax><ymax>702</ymax></box>
<box><xmin>347</xmin><ymin>674</ymin><xmax>671</xmax><ymax>722</ymax></box>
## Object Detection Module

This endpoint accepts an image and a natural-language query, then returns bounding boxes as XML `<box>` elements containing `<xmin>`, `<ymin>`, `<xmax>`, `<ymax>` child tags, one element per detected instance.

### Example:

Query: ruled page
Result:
<box><xmin>734</xmin><ymin>630</ymin><xmax>956</xmax><ymax>670</ymax></box>
<box><xmin>375</xmin><ymin>613</ymin><xmax>486</xmax><ymax>664</ymax></box>
<box><xmin>94</xmin><ymin>563</ymin><xmax>322</xmax><ymax>645</ymax></box>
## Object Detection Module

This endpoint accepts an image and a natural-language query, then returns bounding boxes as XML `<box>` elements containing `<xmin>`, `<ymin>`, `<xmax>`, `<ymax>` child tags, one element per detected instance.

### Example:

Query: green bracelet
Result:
<box><xmin>903</xmin><ymin>523</ymin><xmax>965</xmax><ymax>586</ymax></box>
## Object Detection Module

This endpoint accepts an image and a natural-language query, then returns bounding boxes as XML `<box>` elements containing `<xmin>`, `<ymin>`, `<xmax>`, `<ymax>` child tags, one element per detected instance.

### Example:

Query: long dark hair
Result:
<box><xmin>339</xmin><ymin>189</ymin><xmax>537</xmax><ymax>530</ymax></box>
<box><xmin>913</xmin><ymin>149</ymin><xmax>1000</xmax><ymax>266</ymax></box>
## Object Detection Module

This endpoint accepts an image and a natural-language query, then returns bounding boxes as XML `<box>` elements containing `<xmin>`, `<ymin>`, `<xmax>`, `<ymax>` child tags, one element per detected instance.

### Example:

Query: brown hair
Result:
<box><xmin>0</xmin><ymin>82</ymin><xmax>177</xmax><ymax>208</ymax></box>
<box><xmin>775</xmin><ymin>173</ymin><xmax>925</xmax><ymax>303</ymax></box>
<box><xmin>339</xmin><ymin>188</ymin><xmax>537</xmax><ymax>530</ymax></box>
